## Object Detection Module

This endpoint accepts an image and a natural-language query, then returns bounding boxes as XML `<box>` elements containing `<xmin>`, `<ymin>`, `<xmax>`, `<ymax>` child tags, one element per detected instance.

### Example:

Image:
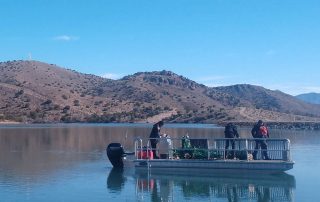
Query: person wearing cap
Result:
<box><xmin>251</xmin><ymin>120</ymin><xmax>270</xmax><ymax>160</ymax></box>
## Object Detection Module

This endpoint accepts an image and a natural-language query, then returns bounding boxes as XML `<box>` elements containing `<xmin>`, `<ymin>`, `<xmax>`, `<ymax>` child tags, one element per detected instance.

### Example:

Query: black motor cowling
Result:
<box><xmin>107</xmin><ymin>143</ymin><xmax>125</xmax><ymax>168</ymax></box>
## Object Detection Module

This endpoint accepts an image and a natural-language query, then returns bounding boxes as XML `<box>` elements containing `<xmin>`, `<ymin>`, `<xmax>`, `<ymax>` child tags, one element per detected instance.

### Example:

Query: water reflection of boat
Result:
<box><xmin>106</xmin><ymin>168</ymin><xmax>127</xmax><ymax>192</ymax></box>
<box><xmin>107</xmin><ymin>138</ymin><xmax>294</xmax><ymax>173</ymax></box>
<box><xmin>107</xmin><ymin>168</ymin><xmax>295</xmax><ymax>202</ymax></box>
<box><xmin>136</xmin><ymin>171</ymin><xmax>295</xmax><ymax>201</ymax></box>
<box><xmin>135</xmin><ymin>168</ymin><xmax>296</xmax><ymax>187</ymax></box>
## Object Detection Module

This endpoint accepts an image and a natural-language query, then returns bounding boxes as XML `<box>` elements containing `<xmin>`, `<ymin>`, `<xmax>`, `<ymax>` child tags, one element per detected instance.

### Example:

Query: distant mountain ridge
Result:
<box><xmin>296</xmin><ymin>93</ymin><xmax>320</xmax><ymax>104</ymax></box>
<box><xmin>1</xmin><ymin>60</ymin><xmax>320</xmax><ymax>124</ymax></box>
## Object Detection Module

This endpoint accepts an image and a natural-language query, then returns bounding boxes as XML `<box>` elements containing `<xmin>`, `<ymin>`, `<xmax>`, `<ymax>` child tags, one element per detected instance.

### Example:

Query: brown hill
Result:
<box><xmin>0</xmin><ymin>60</ymin><xmax>108</xmax><ymax>122</ymax></box>
<box><xmin>214</xmin><ymin>85</ymin><xmax>320</xmax><ymax>121</ymax></box>
<box><xmin>1</xmin><ymin>60</ymin><xmax>320</xmax><ymax>124</ymax></box>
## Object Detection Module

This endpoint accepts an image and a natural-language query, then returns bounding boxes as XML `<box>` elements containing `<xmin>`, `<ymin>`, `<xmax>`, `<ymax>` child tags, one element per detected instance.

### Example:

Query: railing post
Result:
<box><xmin>134</xmin><ymin>138</ymin><xmax>143</xmax><ymax>159</ymax></box>
<box><xmin>285</xmin><ymin>139</ymin><xmax>291</xmax><ymax>161</ymax></box>
<box><xmin>207</xmin><ymin>139</ymin><xmax>210</xmax><ymax>160</ymax></box>
<box><xmin>245</xmin><ymin>139</ymin><xmax>248</xmax><ymax>160</ymax></box>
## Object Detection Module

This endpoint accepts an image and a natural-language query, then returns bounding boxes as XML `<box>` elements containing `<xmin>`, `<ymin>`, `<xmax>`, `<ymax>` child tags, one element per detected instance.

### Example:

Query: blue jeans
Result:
<box><xmin>253</xmin><ymin>139</ymin><xmax>269</xmax><ymax>160</ymax></box>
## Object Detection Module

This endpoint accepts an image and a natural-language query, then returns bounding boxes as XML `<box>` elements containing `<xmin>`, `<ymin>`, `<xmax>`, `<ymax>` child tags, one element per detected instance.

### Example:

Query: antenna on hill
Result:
<box><xmin>28</xmin><ymin>53</ymin><xmax>32</xmax><ymax>61</ymax></box>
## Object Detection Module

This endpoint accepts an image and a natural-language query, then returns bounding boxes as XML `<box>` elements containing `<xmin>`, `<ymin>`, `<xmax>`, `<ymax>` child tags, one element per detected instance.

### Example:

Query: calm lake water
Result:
<box><xmin>0</xmin><ymin>123</ymin><xmax>319</xmax><ymax>202</ymax></box>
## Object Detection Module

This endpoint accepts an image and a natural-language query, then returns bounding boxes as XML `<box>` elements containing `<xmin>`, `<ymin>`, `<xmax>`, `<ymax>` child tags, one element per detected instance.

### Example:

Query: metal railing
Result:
<box><xmin>214</xmin><ymin>138</ymin><xmax>291</xmax><ymax>161</ymax></box>
<box><xmin>134</xmin><ymin>138</ymin><xmax>292</xmax><ymax>161</ymax></box>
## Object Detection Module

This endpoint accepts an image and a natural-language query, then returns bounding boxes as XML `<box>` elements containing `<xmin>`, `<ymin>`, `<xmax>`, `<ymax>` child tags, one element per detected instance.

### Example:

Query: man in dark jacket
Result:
<box><xmin>251</xmin><ymin>120</ymin><xmax>270</xmax><ymax>160</ymax></box>
<box><xmin>224</xmin><ymin>122</ymin><xmax>239</xmax><ymax>159</ymax></box>
<box><xmin>149</xmin><ymin>121</ymin><xmax>164</xmax><ymax>159</ymax></box>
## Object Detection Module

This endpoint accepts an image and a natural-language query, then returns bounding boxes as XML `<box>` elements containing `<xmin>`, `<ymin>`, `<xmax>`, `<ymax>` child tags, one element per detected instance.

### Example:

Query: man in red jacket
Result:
<box><xmin>251</xmin><ymin>120</ymin><xmax>271</xmax><ymax>160</ymax></box>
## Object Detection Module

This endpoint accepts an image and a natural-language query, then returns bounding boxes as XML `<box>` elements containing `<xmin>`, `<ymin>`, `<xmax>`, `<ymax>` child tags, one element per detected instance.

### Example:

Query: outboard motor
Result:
<box><xmin>107</xmin><ymin>143</ymin><xmax>125</xmax><ymax>168</ymax></box>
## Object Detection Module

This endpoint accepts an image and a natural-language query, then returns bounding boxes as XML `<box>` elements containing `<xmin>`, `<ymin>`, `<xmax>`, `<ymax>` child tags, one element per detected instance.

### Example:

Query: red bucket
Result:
<box><xmin>137</xmin><ymin>150</ymin><xmax>153</xmax><ymax>159</ymax></box>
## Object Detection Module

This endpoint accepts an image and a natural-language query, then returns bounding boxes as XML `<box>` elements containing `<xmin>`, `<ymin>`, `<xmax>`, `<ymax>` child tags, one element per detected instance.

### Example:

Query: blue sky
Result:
<box><xmin>0</xmin><ymin>0</ymin><xmax>319</xmax><ymax>95</ymax></box>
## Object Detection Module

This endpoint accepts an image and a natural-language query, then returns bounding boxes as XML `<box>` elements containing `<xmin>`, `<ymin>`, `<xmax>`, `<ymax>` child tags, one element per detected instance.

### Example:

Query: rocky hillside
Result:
<box><xmin>1</xmin><ymin>60</ymin><xmax>320</xmax><ymax>124</ymax></box>
<box><xmin>214</xmin><ymin>85</ymin><xmax>320</xmax><ymax>121</ymax></box>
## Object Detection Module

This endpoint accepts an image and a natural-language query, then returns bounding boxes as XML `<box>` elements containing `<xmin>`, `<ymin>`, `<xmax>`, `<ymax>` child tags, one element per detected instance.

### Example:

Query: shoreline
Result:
<box><xmin>1</xmin><ymin>120</ymin><xmax>320</xmax><ymax>130</ymax></box>
<box><xmin>0</xmin><ymin>121</ymin><xmax>20</xmax><ymax>124</ymax></box>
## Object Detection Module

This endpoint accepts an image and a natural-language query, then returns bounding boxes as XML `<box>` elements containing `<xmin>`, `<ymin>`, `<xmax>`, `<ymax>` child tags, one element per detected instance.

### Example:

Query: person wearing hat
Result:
<box><xmin>251</xmin><ymin>120</ymin><xmax>270</xmax><ymax>160</ymax></box>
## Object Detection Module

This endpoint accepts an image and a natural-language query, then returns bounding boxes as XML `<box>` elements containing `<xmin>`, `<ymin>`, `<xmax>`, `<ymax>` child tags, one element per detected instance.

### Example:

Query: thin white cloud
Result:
<box><xmin>293</xmin><ymin>86</ymin><xmax>320</xmax><ymax>95</ymax></box>
<box><xmin>195</xmin><ymin>75</ymin><xmax>234</xmax><ymax>87</ymax></box>
<box><xmin>262</xmin><ymin>84</ymin><xmax>320</xmax><ymax>96</ymax></box>
<box><xmin>201</xmin><ymin>82</ymin><xmax>229</xmax><ymax>87</ymax></box>
<box><xmin>101</xmin><ymin>73</ymin><xmax>122</xmax><ymax>80</ymax></box>
<box><xmin>194</xmin><ymin>74</ymin><xmax>320</xmax><ymax>95</ymax></box>
<box><xmin>196</xmin><ymin>75</ymin><xmax>230</xmax><ymax>82</ymax></box>
<box><xmin>53</xmin><ymin>35</ymin><xmax>79</xmax><ymax>41</ymax></box>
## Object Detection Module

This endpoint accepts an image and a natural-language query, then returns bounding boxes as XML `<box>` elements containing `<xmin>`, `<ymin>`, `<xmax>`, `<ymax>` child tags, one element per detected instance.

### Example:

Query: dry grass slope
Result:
<box><xmin>1</xmin><ymin>60</ymin><xmax>320</xmax><ymax>124</ymax></box>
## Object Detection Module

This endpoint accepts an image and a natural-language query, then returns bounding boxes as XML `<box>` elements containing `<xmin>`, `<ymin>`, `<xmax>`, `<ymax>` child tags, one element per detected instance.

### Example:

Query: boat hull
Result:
<box><xmin>132</xmin><ymin>159</ymin><xmax>294</xmax><ymax>173</ymax></box>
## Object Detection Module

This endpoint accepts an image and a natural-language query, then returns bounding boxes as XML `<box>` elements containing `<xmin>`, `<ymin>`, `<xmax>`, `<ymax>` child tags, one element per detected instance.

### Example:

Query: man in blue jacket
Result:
<box><xmin>224</xmin><ymin>122</ymin><xmax>239</xmax><ymax>159</ymax></box>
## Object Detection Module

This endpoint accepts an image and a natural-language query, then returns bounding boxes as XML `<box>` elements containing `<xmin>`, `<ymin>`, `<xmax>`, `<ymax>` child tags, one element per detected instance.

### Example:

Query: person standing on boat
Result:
<box><xmin>159</xmin><ymin>133</ymin><xmax>173</xmax><ymax>159</ymax></box>
<box><xmin>251</xmin><ymin>120</ymin><xmax>270</xmax><ymax>160</ymax></box>
<box><xmin>224</xmin><ymin>122</ymin><xmax>239</xmax><ymax>159</ymax></box>
<box><xmin>149</xmin><ymin>120</ymin><xmax>164</xmax><ymax>159</ymax></box>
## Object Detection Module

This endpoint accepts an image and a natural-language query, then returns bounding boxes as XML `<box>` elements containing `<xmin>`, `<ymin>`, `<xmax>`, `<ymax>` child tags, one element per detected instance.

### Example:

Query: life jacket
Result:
<box><xmin>259</xmin><ymin>125</ymin><xmax>268</xmax><ymax>137</ymax></box>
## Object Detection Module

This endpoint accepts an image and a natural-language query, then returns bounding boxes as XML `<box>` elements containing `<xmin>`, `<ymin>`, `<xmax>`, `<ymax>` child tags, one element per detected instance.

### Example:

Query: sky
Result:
<box><xmin>0</xmin><ymin>0</ymin><xmax>319</xmax><ymax>95</ymax></box>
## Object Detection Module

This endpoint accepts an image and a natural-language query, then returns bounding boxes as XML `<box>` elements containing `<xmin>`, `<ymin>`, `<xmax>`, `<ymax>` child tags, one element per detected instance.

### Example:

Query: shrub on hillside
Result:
<box><xmin>62</xmin><ymin>94</ymin><xmax>68</xmax><ymax>100</ymax></box>
<box><xmin>73</xmin><ymin>100</ymin><xmax>80</xmax><ymax>106</ymax></box>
